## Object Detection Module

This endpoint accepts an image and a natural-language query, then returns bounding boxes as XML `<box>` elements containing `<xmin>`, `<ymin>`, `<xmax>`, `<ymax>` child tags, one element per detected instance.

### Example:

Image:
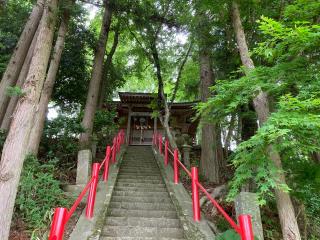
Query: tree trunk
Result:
<box><xmin>79</xmin><ymin>0</ymin><xmax>112</xmax><ymax>148</ymax></box>
<box><xmin>0</xmin><ymin>0</ymin><xmax>58</xmax><ymax>238</ymax></box>
<box><xmin>232</xmin><ymin>2</ymin><xmax>301</xmax><ymax>239</ymax></box>
<box><xmin>0</xmin><ymin>0</ymin><xmax>45</xmax><ymax>124</ymax></box>
<box><xmin>28</xmin><ymin>5</ymin><xmax>71</xmax><ymax>155</ymax></box>
<box><xmin>0</xmin><ymin>27</ymin><xmax>40</xmax><ymax>131</ymax></box>
<box><xmin>224</xmin><ymin>113</ymin><xmax>236</xmax><ymax>158</ymax></box>
<box><xmin>97</xmin><ymin>22</ymin><xmax>120</xmax><ymax>109</ymax></box>
<box><xmin>199</xmin><ymin>50</ymin><xmax>221</xmax><ymax>183</ymax></box>
<box><xmin>149</xmin><ymin>38</ymin><xmax>178</xmax><ymax>150</ymax></box>
<box><xmin>240</xmin><ymin>104</ymin><xmax>258</xmax><ymax>142</ymax></box>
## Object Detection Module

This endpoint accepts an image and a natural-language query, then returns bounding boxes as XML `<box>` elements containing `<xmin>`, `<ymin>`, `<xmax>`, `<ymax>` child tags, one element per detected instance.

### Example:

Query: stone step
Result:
<box><xmin>116</xmin><ymin>182</ymin><xmax>165</xmax><ymax>188</ymax></box>
<box><xmin>113</xmin><ymin>190</ymin><xmax>169</xmax><ymax>198</ymax></box>
<box><xmin>116</xmin><ymin>178</ymin><xmax>164</xmax><ymax>184</ymax></box>
<box><xmin>109</xmin><ymin>202</ymin><xmax>175</xmax><ymax>211</ymax></box>
<box><xmin>111</xmin><ymin>195</ymin><xmax>172</xmax><ymax>204</ymax></box>
<box><xmin>100</xmin><ymin>237</ymin><xmax>183</xmax><ymax>240</ymax></box>
<box><xmin>119</xmin><ymin>167</ymin><xmax>158</xmax><ymax>170</ymax></box>
<box><xmin>118</xmin><ymin>172</ymin><xmax>161</xmax><ymax>176</ymax></box>
<box><xmin>101</xmin><ymin>146</ymin><xmax>184</xmax><ymax>239</ymax></box>
<box><xmin>108</xmin><ymin>209</ymin><xmax>178</xmax><ymax>219</ymax></box>
<box><xmin>117</xmin><ymin>175</ymin><xmax>162</xmax><ymax>180</ymax></box>
<box><xmin>120</xmin><ymin>165</ymin><xmax>158</xmax><ymax>169</ymax></box>
<box><xmin>105</xmin><ymin>216</ymin><xmax>181</xmax><ymax>228</ymax></box>
<box><xmin>120</xmin><ymin>170</ymin><xmax>160</xmax><ymax>176</ymax></box>
<box><xmin>120</xmin><ymin>166</ymin><xmax>158</xmax><ymax>169</ymax></box>
<box><xmin>114</xmin><ymin>186</ymin><xmax>167</xmax><ymax>193</ymax></box>
<box><xmin>102</xmin><ymin>226</ymin><xmax>184</xmax><ymax>238</ymax></box>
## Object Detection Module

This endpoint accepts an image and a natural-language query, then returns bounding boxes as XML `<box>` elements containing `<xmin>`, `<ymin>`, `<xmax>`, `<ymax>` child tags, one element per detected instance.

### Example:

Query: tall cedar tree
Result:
<box><xmin>231</xmin><ymin>2</ymin><xmax>301</xmax><ymax>239</ymax></box>
<box><xmin>0</xmin><ymin>0</ymin><xmax>58</xmax><ymax>238</ymax></box>
<box><xmin>79</xmin><ymin>0</ymin><xmax>113</xmax><ymax>148</ymax></box>
<box><xmin>0</xmin><ymin>0</ymin><xmax>44</xmax><ymax>124</ymax></box>
<box><xmin>28</xmin><ymin>1</ymin><xmax>72</xmax><ymax>155</ymax></box>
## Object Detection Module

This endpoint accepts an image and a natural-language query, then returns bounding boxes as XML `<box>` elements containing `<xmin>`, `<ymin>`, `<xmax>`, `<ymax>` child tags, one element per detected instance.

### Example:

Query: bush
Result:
<box><xmin>93</xmin><ymin>109</ymin><xmax>118</xmax><ymax>152</ymax></box>
<box><xmin>15</xmin><ymin>155</ymin><xmax>70</xmax><ymax>236</ymax></box>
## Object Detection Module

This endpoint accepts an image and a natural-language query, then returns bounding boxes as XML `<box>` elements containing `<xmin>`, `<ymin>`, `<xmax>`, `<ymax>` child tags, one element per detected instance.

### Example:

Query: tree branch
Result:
<box><xmin>170</xmin><ymin>41</ymin><xmax>193</xmax><ymax>105</ymax></box>
<box><xmin>125</xmin><ymin>21</ymin><xmax>154</xmax><ymax>63</ymax></box>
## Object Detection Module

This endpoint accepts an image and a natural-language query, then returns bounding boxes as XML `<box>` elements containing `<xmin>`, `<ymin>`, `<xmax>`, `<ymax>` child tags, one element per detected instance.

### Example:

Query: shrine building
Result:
<box><xmin>111</xmin><ymin>92</ymin><xmax>199</xmax><ymax>145</ymax></box>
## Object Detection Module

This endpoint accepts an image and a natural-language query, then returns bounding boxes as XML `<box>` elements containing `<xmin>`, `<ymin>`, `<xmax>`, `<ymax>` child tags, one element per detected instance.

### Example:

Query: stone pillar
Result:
<box><xmin>182</xmin><ymin>144</ymin><xmax>192</xmax><ymax>169</ymax></box>
<box><xmin>126</xmin><ymin>106</ymin><xmax>132</xmax><ymax>144</ymax></box>
<box><xmin>235</xmin><ymin>192</ymin><xmax>264</xmax><ymax>240</ymax></box>
<box><xmin>76</xmin><ymin>149</ymin><xmax>92</xmax><ymax>185</ymax></box>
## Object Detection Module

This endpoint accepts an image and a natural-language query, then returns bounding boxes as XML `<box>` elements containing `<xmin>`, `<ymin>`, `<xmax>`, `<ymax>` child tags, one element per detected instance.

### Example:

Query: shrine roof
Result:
<box><xmin>119</xmin><ymin>92</ymin><xmax>155</xmax><ymax>104</ymax></box>
<box><xmin>117</xmin><ymin>92</ymin><xmax>199</xmax><ymax>107</ymax></box>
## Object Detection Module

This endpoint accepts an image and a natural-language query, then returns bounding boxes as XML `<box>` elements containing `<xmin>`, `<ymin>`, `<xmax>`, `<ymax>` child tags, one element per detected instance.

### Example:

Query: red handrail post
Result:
<box><xmin>238</xmin><ymin>214</ymin><xmax>254</xmax><ymax>240</ymax></box>
<box><xmin>173</xmin><ymin>149</ymin><xmax>179</xmax><ymax>184</ymax></box>
<box><xmin>164</xmin><ymin>139</ymin><xmax>169</xmax><ymax>166</ymax></box>
<box><xmin>103</xmin><ymin>146</ymin><xmax>111</xmax><ymax>181</ymax></box>
<box><xmin>191</xmin><ymin>167</ymin><xmax>201</xmax><ymax>221</ymax></box>
<box><xmin>49</xmin><ymin>207</ymin><xmax>68</xmax><ymax>240</ymax></box>
<box><xmin>159</xmin><ymin>134</ymin><xmax>162</xmax><ymax>154</ymax></box>
<box><xmin>86</xmin><ymin>163</ymin><xmax>100</xmax><ymax>218</ymax></box>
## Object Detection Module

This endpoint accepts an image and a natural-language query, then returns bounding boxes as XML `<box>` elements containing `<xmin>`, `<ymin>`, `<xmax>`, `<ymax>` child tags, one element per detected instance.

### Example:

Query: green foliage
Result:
<box><xmin>284</xmin><ymin>0</ymin><xmax>320</xmax><ymax>22</ymax></box>
<box><xmin>15</xmin><ymin>155</ymin><xmax>70</xmax><ymax>235</ymax></box>
<box><xmin>39</xmin><ymin>112</ymin><xmax>84</xmax><ymax>183</ymax></box>
<box><xmin>216</xmin><ymin>229</ymin><xmax>240</xmax><ymax>240</ymax></box>
<box><xmin>255</xmin><ymin>16</ymin><xmax>320</xmax><ymax>62</ymax></box>
<box><xmin>288</xmin><ymin>161</ymin><xmax>320</xmax><ymax>226</ymax></box>
<box><xmin>53</xmin><ymin>3</ymin><xmax>95</xmax><ymax>110</ymax></box>
<box><xmin>42</xmin><ymin>113</ymin><xmax>84</xmax><ymax>156</ymax></box>
<box><xmin>0</xmin><ymin>0</ymin><xmax>33</xmax><ymax>77</ymax></box>
<box><xmin>198</xmin><ymin>0</ymin><xmax>320</xmax><ymax>208</ymax></box>
<box><xmin>93</xmin><ymin>109</ymin><xmax>118</xmax><ymax>149</ymax></box>
<box><xmin>224</xmin><ymin>94</ymin><xmax>320</xmax><ymax>202</ymax></box>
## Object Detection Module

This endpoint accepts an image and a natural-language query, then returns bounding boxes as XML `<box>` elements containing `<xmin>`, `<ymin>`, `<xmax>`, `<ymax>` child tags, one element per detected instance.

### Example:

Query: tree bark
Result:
<box><xmin>28</xmin><ymin>5</ymin><xmax>71</xmax><ymax>155</ymax></box>
<box><xmin>232</xmin><ymin>2</ymin><xmax>301</xmax><ymax>239</ymax></box>
<box><xmin>199</xmin><ymin>50</ymin><xmax>221</xmax><ymax>183</ymax></box>
<box><xmin>0</xmin><ymin>0</ymin><xmax>58</xmax><ymax>238</ymax></box>
<box><xmin>0</xmin><ymin>27</ymin><xmax>40</xmax><ymax>131</ymax></box>
<box><xmin>148</xmin><ymin>36</ymin><xmax>178</xmax><ymax>150</ymax></box>
<box><xmin>97</xmin><ymin>22</ymin><xmax>120</xmax><ymax>109</ymax></box>
<box><xmin>170</xmin><ymin>42</ymin><xmax>193</xmax><ymax>105</ymax></box>
<box><xmin>224</xmin><ymin>113</ymin><xmax>236</xmax><ymax>158</ymax></box>
<box><xmin>79</xmin><ymin>0</ymin><xmax>112</xmax><ymax>148</ymax></box>
<box><xmin>0</xmin><ymin>0</ymin><xmax>45</xmax><ymax>124</ymax></box>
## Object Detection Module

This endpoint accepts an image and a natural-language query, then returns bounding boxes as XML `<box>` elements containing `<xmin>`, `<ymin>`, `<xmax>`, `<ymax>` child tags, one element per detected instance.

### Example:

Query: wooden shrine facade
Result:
<box><xmin>110</xmin><ymin>92</ymin><xmax>198</xmax><ymax>145</ymax></box>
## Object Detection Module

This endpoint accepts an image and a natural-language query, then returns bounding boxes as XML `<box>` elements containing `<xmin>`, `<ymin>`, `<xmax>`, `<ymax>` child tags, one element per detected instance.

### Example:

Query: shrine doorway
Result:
<box><xmin>129</xmin><ymin>115</ymin><xmax>154</xmax><ymax>145</ymax></box>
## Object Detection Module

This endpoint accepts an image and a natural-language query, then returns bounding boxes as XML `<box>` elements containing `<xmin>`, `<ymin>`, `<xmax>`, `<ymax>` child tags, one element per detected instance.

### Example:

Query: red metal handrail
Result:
<box><xmin>49</xmin><ymin>129</ymin><xmax>126</xmax><ymax>240</ymax></box>
<box><xmin>152</xmin><ymin>132</ymin><xmax>254</xmax><ymax>240</ymax></box>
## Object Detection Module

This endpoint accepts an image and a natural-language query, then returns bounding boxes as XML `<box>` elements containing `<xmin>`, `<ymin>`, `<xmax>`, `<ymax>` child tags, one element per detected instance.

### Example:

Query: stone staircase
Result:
<box><xmin>100</xmin><ymin>146</ymin><xmax>185</xmax><ymax>240</ymax></box>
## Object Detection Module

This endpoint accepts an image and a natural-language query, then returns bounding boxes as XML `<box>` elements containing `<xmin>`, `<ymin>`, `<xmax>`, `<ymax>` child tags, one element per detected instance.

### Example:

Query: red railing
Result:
<box><xmin>48</xmin><ymin>129</ymin><xmax>126</xmax><ymax>240</ymax></box>
<box><xmin>152</xmin><ymin>132</ymin><xmax>254</xmax><ymax>240</ymax></box>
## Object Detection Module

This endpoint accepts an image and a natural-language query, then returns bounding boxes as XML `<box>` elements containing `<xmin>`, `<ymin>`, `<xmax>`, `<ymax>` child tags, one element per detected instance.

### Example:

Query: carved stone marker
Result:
<box><xmin>235</xmin><ymin>191</ymin><xmax>264</xmax><ymax>240</ymax></box>
<box><xmin>76</xmin><ymin>149</ymin><xmax>92</xmax><ymax>185</ymax></box>
<box><xmin>182</xmin><ymin>144</ymin><xmax>192</xmax><ymax>169</ymax></box>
